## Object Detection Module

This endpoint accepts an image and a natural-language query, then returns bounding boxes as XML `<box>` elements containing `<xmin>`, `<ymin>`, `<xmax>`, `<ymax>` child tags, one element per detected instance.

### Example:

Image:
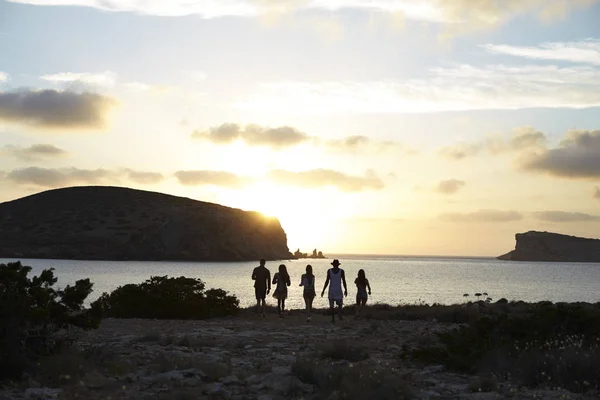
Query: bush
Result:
<box><xmin>411</xmin><ymin>301</ymin><xmax>600</xmax><ymax>393</ymax></box>
<box><xmin>92</xmin><ymin>275</ymin><xmax>239</xmax><ymax>319</ymax></box>
<box><xmin>0</xmin><ymin>261</ymin><xmax>101</xmax><ymax>380</ymax></box>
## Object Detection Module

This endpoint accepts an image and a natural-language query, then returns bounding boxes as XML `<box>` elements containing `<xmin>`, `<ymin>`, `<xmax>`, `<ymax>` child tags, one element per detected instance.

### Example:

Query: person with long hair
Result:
<box><xmin>272</xmin><ymin>264</ymin><xmax>291</xmax><ymax>317</ymax></box>
<box><xmin>299</xmin><ymin>264</ymin><xmax>316</xmax><ymax>322</ymax></box>
<box><xmin>354</xmin><ymin>269</ymin><xmax>371</xmax><ymax>317</ymax></box>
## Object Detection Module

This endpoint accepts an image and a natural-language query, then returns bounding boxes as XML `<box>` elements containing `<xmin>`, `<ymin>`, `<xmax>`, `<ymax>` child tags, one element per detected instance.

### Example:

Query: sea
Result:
<box><xmin>2</xmin><ymin>255</ymin><xmax>600</xmax><ymax>309</ymax></box>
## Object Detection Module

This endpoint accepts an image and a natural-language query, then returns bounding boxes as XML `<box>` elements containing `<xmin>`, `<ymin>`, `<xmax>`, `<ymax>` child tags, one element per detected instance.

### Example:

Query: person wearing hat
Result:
<box><xmin>321</xmin><ymin>259</ymin><xmax>348</xmax><ymax>322</ymax></box>
<box><xmin>252</xmin><ymin>258</ymin><xmax>271</xmax><ymax>318</ymax></box>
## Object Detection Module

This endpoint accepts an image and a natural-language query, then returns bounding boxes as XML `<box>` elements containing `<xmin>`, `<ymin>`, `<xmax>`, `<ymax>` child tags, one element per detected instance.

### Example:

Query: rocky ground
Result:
<box><xmin>1</xmin><ymin>311</ymin><xmax>596</xmax><ymax>400</ymax></box>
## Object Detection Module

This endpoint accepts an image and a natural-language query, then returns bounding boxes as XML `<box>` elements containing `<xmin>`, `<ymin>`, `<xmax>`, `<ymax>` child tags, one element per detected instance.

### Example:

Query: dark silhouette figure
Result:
<box><xmin>321</xmin><ymin>259</ymin><xmax>347</xmax><ymax>322</ymax></box>
<box><xmin>251</xmin><ymin>258</ymin><xmax>271</xmax><ymax>318</ymax></box>
<box><xmin>272</xmin><ymin>264</ymin><xmax>291</xmax><ymax>318</ymax></box>
<box><xmin>299</xmin><ymin>264</ymin><xmax>316</xmax><ymax>322</ymax></box>
<box><xmin>354</xmin><ymin>269</ymin><xmax>372</xmax><ymax>317</ymax></box>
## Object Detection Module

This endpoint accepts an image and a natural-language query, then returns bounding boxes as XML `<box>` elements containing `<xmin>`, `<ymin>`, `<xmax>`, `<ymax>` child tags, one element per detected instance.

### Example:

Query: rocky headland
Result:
<box><xmin>0</xmin><ymin>186</ymin><xmax>292</xmax><ymax>261</ymax></box>
<box><xmin>498</xmin><ymin>231</ymin><xmax>600</xmax><ymax>262</ymax></box>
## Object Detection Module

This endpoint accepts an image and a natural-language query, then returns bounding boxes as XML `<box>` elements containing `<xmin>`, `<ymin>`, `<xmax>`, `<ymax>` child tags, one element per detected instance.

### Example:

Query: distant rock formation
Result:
<box><xmin>0</xmin><ymin>186</ymin><xmax>292</xmax><ymax>261</ymax></box>
<box><xmin>293</xmin><ymin>248</ymin><xmax>326</xmax><ymax>259</ymax></box>
<box><xmin>498</xmin><ymin>231</ymin><xmax>600</xmax><ymax>262</ymax></box>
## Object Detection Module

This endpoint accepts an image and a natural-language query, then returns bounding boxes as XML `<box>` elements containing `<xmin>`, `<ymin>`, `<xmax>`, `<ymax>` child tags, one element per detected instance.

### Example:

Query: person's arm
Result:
<box><xmin>299</xmin><ymin>275</ymin><xmax>304</xmax><ymax>287</ymax></box>
<box><xmin>321</xmin><ymin>271</ymin><xmax>330</xmax><ymax>297</ymax></box>
<box><xmin>267</xmin><ymin>271</ymin><xmax>271</xmax><ymax>293</ymax></box>
<box><xmin>252</xmin><ymin>268</ymin><xmax>257</xmax><ymax>280</ymax></box>
<box><xmin>341</xmin><ymin>270</ymin><xmax>348</xmax><ymax>297</ymax></box>
<box><xmin>272</xmin><ymin>273</ymin><xmax>278</xmax><ymax>285</ymax></box>
<box><xmin>367</xmin><ymin>279</ymin><xmax>371</xmax><ymax>295</ymax></box>
<box><xmin>286</xmin><ymin>274</ymin><xmax>291</xmax><ymax>287</ymax></box>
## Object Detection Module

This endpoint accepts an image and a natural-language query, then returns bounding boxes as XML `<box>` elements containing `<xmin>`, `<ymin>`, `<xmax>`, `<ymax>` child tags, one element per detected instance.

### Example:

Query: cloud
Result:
<box><xmin>0</xmin><ymin>89</ymin><xmax>115</xmax><ymax>129</ymax></box>
<box><xmin>267</xmin><ymin>168</ymin><xmax>384</xmax><ymax>192</ymax></box>
<box><xmin>439</xmin><ymin>210</ymin><xmax>523</xmax><ymax>222</ymax></box>
<box><xmin>189</xmin><ymin>70</ymin><xmax>208</xmax><ymax>81</ymax></box>
<box><xmin>532</xmin><ymin>211</ymin><xmax>600</xmax><ymax>222</ymax></box>
<box><xmin>520</xmin><ymin>130</ymin><xmax>600</xmax><ymax>179</ymax></box>
<box><xmin>174</xmin><ymin>170</ymin><xmax>250</xmax><ymax>187</ymax></box>
<box><xmin>482</xmin><ymin>40</ymin><xmax>600</xmax><ymax>66</ymax></box>
<box><xmin>236</xmin><ymin>65</ymin><xmax>600</xmax><ymax>115</ymax></box>
<box><xmin>440</xmin><ymin>127</ymin><xmax>547</xmax><ymax>160</ymax></box>
<box><xmin>9</xmin><ymin>0</ymin><xmax>596</xmax><ymax>33</ymax></box>
<box><xmin>1</xmin><ymin>144</ymin><xmax>67</xmax><ymax>161</ymax></box>
<box><xmin>192</xmin><ymin>123</ymin><xmax>310</xmax><ymax>148</ymax></box>
<box><xmin>6</xmin><ymin>167</ymin><xmax>116</xmax><ymax>187</ymax></box>
<box><xmin>436</xmin><ymin>179</ymin><xmax>466</xmax><ymax>195</ymax></box>
<box><xmin>124</xmin><ymin>169</ymin><xmax>164</xmax><ymax>184</ymax></box>
<box><xmin>595</xmin><ymin>187</ymin><xmax>600</xmax><ymax>201</ymax></box>
<box><xmin>40</xmin><ymin>71</ymin><xmax>118</xmax><ymax>88</ymax></box>
<box><xmin>0</xmin><ymin>72</ymin><xmax>8</xmax><ymax>83</ymax></box>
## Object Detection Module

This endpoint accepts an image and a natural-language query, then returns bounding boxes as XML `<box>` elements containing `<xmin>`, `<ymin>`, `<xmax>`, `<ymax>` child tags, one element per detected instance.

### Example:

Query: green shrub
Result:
<box><xmin>0</xmin><ymin>261</ymin><xmax>101</xmax><ymax>380</ymax></box>
<box><xmin>92</xmin><ymin>275</ymin><xmax>239</xmax><ymax>320</ymax></box>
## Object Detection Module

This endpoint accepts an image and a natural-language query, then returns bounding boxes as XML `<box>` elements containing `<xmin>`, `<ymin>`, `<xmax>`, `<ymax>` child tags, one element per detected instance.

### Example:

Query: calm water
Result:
<box><xmin>2</xmin><ymin>256</ymin><xmax>600</xmax><ymax>309</ymax></box>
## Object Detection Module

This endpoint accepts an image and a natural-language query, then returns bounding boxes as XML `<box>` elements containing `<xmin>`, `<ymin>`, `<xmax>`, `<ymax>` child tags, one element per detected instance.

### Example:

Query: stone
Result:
<box><xmin>498</xmin><ymin>230</ymin><xmax>600</xmax><ymax>262</ymax></box>
<box><xmin>24</xmin><ymin>388</ymin><xmax>63</xmax><ymax>400</ymax></box>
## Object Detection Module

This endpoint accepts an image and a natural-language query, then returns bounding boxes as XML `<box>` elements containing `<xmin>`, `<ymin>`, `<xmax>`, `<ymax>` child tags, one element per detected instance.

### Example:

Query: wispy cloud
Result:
<box><xmin>174</xmin><ymin>170</ymin><xmax>251</xmax><ymax>188</ymax></box>
<box><xmin>440</xmin><ymin>127</ymin><xmax>547</xmax><ymax>160</ymax></box>
<box><xmin>41</xmin><ymin>71</ymin><xmax>118</xmax><ymax>88</ymax></box>
<box><xmin>267</xmin><ymin>168</ymin><xmax>384</xmax><ymax>192</ymax></box>
<box><xmin>192</xmin><ymin>123</ymin><xmax>310</xmax><ymax>148</ymax></box>
<box><xmin>436</xmin><ymin>179</ymin><xmax>466</xmax><ymax>195</ymax></box>
<box><xmin>0</xmin><ymin>89</ymin><xmax>115</xmax><ymax>129</ymax></box>
<box><xmin>520</xmin><ymin>130</ymin><xmax>600</xmax><ymax>179</ymax></box>
<box><xmin>532</xmin><ymin>211</ymin><xmax>600</xmax><ymax>222</ymax></box>
<box><xmin>1</xmin><ymin>144</ymin><xmax>67</xmax><ymax>161</ymax></box>
<box><xmin>237</xmin><ymin>65</ymin><xmax>600</xmax><ymax>115</ymax></box>
<box><xmin>6</xmin><ymin>167</ymin><xmax>116</xmax><ymax>187</ymax></box>
<box><xmin>9</xmin><ymin>0</ymin><xmax>596</xmax><ymax>32</ymax></box>
<box><xmin>483</xmin><ymin>40</ymin><xmax>600</xmax><ymax>65</ymax></box>
<box><xmin>439</xmin><ymin>210</ymin><xmax>523</xmax><ymax>222</ymax></box>
<box><xmin>6</xmin><ymin>166</ymin><xmax>165</xmax><ymax>187</ymax></box>
<box><xmin>0</xmin><ymin>72</ymin><xmax>8</xmax><ymax>83</ymax></box>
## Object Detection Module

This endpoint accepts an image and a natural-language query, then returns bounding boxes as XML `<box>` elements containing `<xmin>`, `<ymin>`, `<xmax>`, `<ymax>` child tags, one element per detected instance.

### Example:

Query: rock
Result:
<box><xmin>24</xmin><ymin>388</ymin><xmax>63</xmax><ymax>400</ymax></box>
<box><xmin>0</xmin><ymin>186</ymin><xmax>292</xmax><ymax>261</ymax></box>
<box><xmin>80</xmin><ymin>370</ymin><xmax>114</xmax><ymax>389</ymax></box>
<box><xmin>498</xmin><ymin>231</ymin><xmax>600</xmax><ymax>262</ymax></box>
<box><xmin>221</xmin><ymin>375</ymin><xmax>240</xmax><ymax>386</ymax></box>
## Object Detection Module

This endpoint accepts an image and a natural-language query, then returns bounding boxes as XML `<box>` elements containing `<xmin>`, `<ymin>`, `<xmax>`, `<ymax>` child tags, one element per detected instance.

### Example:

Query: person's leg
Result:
<box><xmin>281</xmin><ymin>298</ymin><xmax>286</xmax><ymax>316</ymax></box>
<box><xmin>329</xmin><ymin>299</ymin><xmax>335</xmax><ymax>322</ymax></box>
<box><xmin>260</xmin><ymin>298</ymin><xmax>266</xmax><ymax>316</ymax></box>
<box><xmin>356</xmin><ymin>295</ymin><xmax>360</xmax><ymax>316</ymax></box>
<box><xmin>277</xmin><ymin>298</ymin><xmax>282</xmax><ymax>316</ymax></box>
<box><xmin>304</xmin><ymin>297</ymin><xmax>309</xmax><ymax>316</ymax></box>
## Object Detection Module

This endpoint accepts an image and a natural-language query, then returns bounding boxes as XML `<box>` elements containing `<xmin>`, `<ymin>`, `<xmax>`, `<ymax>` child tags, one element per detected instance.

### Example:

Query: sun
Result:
<box><xmin>223</xmin><ymin>182</ymin><xmax>351</xmax><ymax>252</ymax></box>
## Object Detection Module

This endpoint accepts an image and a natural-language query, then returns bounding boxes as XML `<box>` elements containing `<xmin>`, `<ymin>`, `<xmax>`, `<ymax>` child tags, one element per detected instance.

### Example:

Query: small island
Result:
<box><xmin>293</xmin><ymin>248</ymin><xmax>326</xmax><ymax>259</ymax></box>
<box><xmin>498</xmin><ymin>231</ymin><xmax>600</xmax><ymax>262</ymax></box>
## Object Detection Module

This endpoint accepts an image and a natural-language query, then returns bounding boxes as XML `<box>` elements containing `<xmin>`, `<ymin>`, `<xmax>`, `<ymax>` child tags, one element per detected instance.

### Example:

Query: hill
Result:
<box><xmin>498</xmin><ymin>230</ymin><xmax>600</xmax><ymax>262</ymax></box>
<box><xmin>0</xmin><ymin>186</ymin><xmax>291</xmax><ymax>261</ymax></box>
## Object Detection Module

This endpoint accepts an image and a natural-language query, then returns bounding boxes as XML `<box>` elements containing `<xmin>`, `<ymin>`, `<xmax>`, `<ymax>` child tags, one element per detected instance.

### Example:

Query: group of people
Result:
<box><xmin>251</xmin><ymin>258</ymin><xmax>372</xmax><ymax>322</ymax></box>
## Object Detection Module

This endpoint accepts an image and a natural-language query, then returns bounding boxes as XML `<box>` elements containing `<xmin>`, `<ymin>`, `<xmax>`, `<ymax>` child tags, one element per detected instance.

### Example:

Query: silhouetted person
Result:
<box><xmin>354</xmin><ymin>269</ymin><xmax>372</xmax><ymax>317</ymax></box>
<box><xmin>252</xmin><ymin>258</ymin><xmax>271</xmax><ymax>318</ymax></box>
<box><xmin>299</xmin><ymin>264</ymin><xmax>316</xmax><ymax>322</ymax></box>
<box><xmin>272</xmin><ymin>264</ymin><xmax>291</xmax><ymax>318</ymax></box>
<box><xmin>321</xmin><ymin>259</ymin><xmax>347</xmax><ymax>322</ymax></box>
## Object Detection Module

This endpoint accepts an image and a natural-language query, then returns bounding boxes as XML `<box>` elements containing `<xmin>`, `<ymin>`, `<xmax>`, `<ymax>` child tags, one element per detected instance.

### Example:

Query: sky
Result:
<box><xmin>1</xmin><ymin>0</ymin><xmax>600</xmax><ymax>256</ymax></box>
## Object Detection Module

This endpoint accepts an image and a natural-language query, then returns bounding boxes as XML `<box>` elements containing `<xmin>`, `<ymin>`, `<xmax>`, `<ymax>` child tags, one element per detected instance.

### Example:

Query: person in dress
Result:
<box><xmin>299</xmin><ymin>264</ymin><xmax>316</xmax><ymax>322</ymax></box>
<box><xmin>272</xmin><ymin>264</ymin><xmax>291</xmax><ymax>318</ymax></box>
<box><xmin>354</xmin><ymin>269</ymin><xmax>372</xmax><ymax>317</ymax></box>
<box><xmin>251</xmin><ymin>258</ymin><xmax>271</xmax><ymax>318</ymax></box>
<box><xmin>320</xmin><ymin>259</ymin><xmax>347</xmax><ymax>323</ymax></box>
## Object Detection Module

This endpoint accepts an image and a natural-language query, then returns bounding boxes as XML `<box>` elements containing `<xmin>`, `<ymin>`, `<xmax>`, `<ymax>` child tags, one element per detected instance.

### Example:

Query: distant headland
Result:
<box><xmin>0</xmin><ymin>186</ymin><xmax>292</xmax><ymax>262</ymax></box>
<box><xmin>498</xmin><ymin>231</ymin><xmax>600</xmax><ymax>262</ymax></box>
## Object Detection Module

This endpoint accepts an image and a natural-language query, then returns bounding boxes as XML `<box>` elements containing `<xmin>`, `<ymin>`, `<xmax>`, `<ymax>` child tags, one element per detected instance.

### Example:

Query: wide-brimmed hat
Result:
<box><xmin>331</xmin><ymin>259</ymin><xmax>341</xmax><ymax>266</ymax></box>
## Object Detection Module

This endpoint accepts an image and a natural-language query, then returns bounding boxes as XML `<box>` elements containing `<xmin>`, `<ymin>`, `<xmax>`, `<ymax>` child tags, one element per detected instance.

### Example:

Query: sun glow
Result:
<box><xmin>222</xmin><ymin>182</ymin><xmax>356</xmax><ymax>251</ymax></box>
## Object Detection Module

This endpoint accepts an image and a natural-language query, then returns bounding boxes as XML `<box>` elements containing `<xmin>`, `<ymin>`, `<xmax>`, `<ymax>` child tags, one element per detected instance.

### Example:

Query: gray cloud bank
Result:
<box><xmin>439</xmin><ymin>210</ymin><xmax>523</xmax><ymax>222</ymax></box>
<box><xmin>192</xmin><ymin>123</ymin><xmax>309</xmax><ymax>148</ymax></box>
<box><xmin>6</xmin><ymin>167</ymin><xmax>162</xmax><ymax>187</ymax></box>
<box><xmin>1</xmin><ymin>144</ymin><xmax>67</xmax><ymax>161</ymax></box>
<box><xmin>532</xmin><ymin>211</ymin><xmax>600</xmax><ymax>222</ymax></box>
<box><xmin>174</xmin><ymin>170</ymin><xmax>250</xmax><ymax>188</ymax></box>
<box><xmin>0</xmin><ymin>89</ymin><xmax>114</xmax><ymax>129</ymax></box>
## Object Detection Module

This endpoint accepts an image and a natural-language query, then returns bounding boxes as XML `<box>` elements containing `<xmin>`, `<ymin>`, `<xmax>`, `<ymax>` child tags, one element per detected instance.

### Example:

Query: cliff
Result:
<box><xmin>0</xmin><ymin>186</ymin><xmax>292</xmax><ymax>261</ymax></box>
<box><xmin>498</xmin><ymin>231</ymin><xmax>600</xmax><ymax>262</ymax></box>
